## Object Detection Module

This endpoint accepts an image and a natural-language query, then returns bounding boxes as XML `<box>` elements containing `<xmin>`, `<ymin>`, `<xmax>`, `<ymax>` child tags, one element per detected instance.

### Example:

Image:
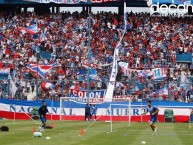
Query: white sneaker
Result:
<box><xmin>39</xmin><ymin>126</ymin><xmax>42</xmax><ymax>132</ymax></box>
<box><xmin>154</xmin><ymin>127</ymin><xmax>157</xmax><ymax>133</ymax></box>
<box><xmin>41</xmin><ymin>127</ymin><xmax>45</xmax><ymax>132</ymax></box>
<box><xmin>39</xmin><ymin>126</ymin><xmax>45</xmax><ymax>132</ymax></box>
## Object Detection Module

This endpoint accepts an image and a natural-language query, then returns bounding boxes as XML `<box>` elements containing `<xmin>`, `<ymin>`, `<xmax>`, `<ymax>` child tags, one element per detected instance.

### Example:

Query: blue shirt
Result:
<box><xmin>91</xmin><ymin>106</ymin><xmax>97</xmax><ymax>114</ymax></box>
<box><xmin>147</xmin><ymin>106</ymin><xmax>157</xmax><ymax>117</ymax></box>
<box><xmin>38</xmin><ymin>106</ymin><xmax>48</xmax><ymax>117</ymax></box>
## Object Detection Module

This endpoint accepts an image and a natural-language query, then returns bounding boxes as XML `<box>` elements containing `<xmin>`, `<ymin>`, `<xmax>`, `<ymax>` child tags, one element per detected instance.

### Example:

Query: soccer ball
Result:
<box><xmin>33</xmin><ymin>132</ymin><xmax>42</xmax><ymax>137</ymax></box>
<box><xmin>141</xmin><ymin>141</ymin><xmax>146</xmax><ymax>144</ymax></box>
<box><xmin>46</xmin><ymin>137</ymin><xmax>51</xmax><ymax>140</ymax></box>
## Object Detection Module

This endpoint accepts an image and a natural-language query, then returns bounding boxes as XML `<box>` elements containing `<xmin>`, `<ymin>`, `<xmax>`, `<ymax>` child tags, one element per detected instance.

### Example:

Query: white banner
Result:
<box><xmin>153</xmin><ymin>68</ymin><xmax>163</xmax><ymax>79</ymax></box>
<box><xmin>105</xmin><ymin>49</ymin><xmax>119</xmax><ymax>101</ymax></box>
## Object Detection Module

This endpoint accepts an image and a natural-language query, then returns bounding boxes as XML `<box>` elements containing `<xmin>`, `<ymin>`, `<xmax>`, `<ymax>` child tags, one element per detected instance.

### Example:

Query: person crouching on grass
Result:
<box><xmin>38</xmin><ymin>100</ymin><xmax>48</xmax><ymax>132</ymax></box>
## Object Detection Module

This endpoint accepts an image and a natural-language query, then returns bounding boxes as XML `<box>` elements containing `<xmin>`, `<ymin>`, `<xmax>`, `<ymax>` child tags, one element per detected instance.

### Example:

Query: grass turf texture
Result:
<box><xmin>0</xmin><ymin>120</ymin><xmax>193</xmax><ymax>145</ymax></box>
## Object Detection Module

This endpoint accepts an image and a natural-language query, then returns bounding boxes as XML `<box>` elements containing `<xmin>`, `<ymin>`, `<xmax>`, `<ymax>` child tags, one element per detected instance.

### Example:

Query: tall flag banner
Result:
<box><xmin>26</xmin><ymin>64</ymin><xmax>53</xmax><ymax>78</ymax></box>
<box><xmin>105</xmin><ymin>1</ymin><xmax>127</xmax><ymax>101</ymax></box>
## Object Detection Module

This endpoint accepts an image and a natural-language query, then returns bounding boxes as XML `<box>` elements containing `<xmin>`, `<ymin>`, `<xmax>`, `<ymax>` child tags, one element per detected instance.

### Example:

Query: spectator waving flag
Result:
<box><xmin>41</xmin><ymin>82</ymin><xmax>55</xmax><ymax>90</ymax></box>
<box><xmin>89</xmin><ymin>74</ymin><xmax>101</xmax><ymax>81</ymax></box>
<box><xmin>135</xmin><ymin>83</ymin><xmax>141</xmax><ymax>95</ymax></box>
<box><xmin>156</xmin><ymin>85</ymin><xmax>168</xmax><ymax>95</ymax></box>
<box><xmin>19</xmin><ymin>24</ymin><xmax>38</xmax><ymax>35</ymax></box>
<box><xmin>116</xmin><ymin>82</ymin><xmax>124</xmax><ymax>87</ymax></box>
<box><xmin>138</xmin><ymin>70</ymin><xmax>148</xmax><ymax>78</ymax></box>
<box><xmin>180</xmin><ymin>72</ymin><xmax>191</xmax><ymax>90</ymax></box>
<box><xmin>26</xmin><ymin>64</ymin><xmax>53</xmax><ymax>78</ymax></box>
<box><xmin>118</xmin><ymin>62</ymin><xmax>128</xmax><ymax>74</ymax></box>
<box><xmin>89</xmin><ymin>68</ymin><xmax>101</xmax><ymax>81</ymax></box>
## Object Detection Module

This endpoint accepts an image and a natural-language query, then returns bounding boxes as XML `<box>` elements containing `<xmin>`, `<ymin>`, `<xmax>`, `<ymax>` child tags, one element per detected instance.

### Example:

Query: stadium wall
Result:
<box><xmin>0</xmin><ymin>99</ymin><xmax>192</xmax><ymax>122</ymax></box>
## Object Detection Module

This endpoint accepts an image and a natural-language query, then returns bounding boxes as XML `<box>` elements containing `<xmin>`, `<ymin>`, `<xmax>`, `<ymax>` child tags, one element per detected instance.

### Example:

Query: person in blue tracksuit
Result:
<box><xmin>38</xmin><ymin>100</ymin><xmax>48</xmax><ymax>132</ymax></box>
<box><xmin>142</xmin><ymin>101</ymin><xmax>159</xmax><ymax>134</ymax></box>
<box><xmin>85</xmin><ymin>103</ymin><xmax>90</xmax><ymax>121</ymax></box>
<box><xmin>90</xmin><ymin>104</ymin><xmax>97</xmax><ymax>120</ymax></box>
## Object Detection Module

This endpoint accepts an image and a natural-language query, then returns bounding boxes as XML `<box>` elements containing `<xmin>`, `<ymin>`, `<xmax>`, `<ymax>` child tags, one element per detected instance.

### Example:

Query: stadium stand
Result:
<box><xmin>0</xmin><ymin>10</ymin><xmax>192</xmax><ymax>102</ymax></box>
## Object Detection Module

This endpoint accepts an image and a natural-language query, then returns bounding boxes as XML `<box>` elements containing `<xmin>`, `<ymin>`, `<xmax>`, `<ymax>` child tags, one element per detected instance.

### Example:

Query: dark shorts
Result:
<box><xmin>150</xmin><ymin>116</ymin><xmax>157</xmax><ymax>123</ymax></box>
<box><xmin>40</xmin><ymin>117</ymin><xmax>46</xmax><ymax>124</ymax></box>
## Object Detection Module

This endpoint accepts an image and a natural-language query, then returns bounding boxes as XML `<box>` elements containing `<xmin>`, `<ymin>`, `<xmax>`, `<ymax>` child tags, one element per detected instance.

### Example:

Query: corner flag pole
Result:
<box><xmin>87</xmin><ymin>13</ymin><xmax>91</xmax><ymax>99</ymax></box>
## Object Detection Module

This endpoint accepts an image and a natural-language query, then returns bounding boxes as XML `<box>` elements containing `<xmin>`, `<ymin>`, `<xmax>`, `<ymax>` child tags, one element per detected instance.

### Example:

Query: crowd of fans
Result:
<box><xmin>0</xmin><ymin>11</ymin><xmax>193</xmax><ymax>102</ymax></box>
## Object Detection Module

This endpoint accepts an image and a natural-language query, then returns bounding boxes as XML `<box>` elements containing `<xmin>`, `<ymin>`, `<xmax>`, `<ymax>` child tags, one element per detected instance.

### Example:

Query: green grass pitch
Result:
<box><xmin>0</xmin><ymin>120</ymin><xmax>193</xmax><ymax>145</ymax></box>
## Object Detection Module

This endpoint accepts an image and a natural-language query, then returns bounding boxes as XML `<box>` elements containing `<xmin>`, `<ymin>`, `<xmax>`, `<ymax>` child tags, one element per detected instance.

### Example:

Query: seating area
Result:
<box><xmin>0</xmin><ymin>11</ymin><xmax>192</xmax><ymax>101</ymax></box>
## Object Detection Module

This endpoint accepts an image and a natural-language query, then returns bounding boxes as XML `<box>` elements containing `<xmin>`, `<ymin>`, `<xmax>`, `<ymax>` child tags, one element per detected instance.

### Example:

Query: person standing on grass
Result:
<box><xmin>89</xmin><ymin>104</ymin><xmax>93</xmax><ymax>120</ymax></box>
<box><xmin>141</xmin><ymin>100</ymin><xmax>159</xmax><ymax>134</ymax></box>
<box><xmin>90</xmin><ymin>104</ymin><xmax>97</xmax><ymax>120</ymax></box>
<box><xmin>85</xmin><ymin>103</ymin><xmax>90</xmax><ymax>121</ymax></box>
<box><xmin>38</xmin><ymin>100</ymin><xmax>48</xmax><ymax>132</ymax></box>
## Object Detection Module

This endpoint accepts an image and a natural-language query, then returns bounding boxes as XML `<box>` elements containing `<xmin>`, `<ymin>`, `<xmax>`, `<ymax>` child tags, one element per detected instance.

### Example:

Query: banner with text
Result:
<box><xmin>0</xmin><ymin>99</ymin><xmax>192</xmax><ymax>122</ymax></box>
<box><xmin>70</xmin><ymin>88</ymin><xmax>106</xmax><ymax>98</ymax></box>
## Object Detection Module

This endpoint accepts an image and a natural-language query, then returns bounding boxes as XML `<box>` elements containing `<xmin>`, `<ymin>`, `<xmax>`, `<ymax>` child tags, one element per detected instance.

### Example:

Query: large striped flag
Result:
<box><xmin>19</xmin><ymin>25</ymin><xmax>38</xmax><ymax>35</ymax></box>
<box><xmin>26</xmin><ymin>64</ymin><xmax>53</xmax><ymax>78</ymax></box>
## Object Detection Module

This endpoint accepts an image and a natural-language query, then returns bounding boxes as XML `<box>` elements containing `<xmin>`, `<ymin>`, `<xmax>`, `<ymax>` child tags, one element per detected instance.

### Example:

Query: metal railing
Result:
<box><xmin>0</xmin><ymin>78</ymin><xmax>192</xmax><ymax>103</ymax></box>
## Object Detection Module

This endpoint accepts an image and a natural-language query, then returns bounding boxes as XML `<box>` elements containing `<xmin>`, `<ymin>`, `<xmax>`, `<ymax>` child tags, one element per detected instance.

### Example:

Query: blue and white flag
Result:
<box><xmin>180</xmin><ymin>72</ymin><xmax>191</xmax><ymax>90</ymax></box>
<box><xmin>89</xmin><ymin>74</ymin><xmax>101</xmax><ymax>81</ymax></box>
<box><xmin>26</xmin><ymin>64</ymin><xmax>53</xmax><ymax>78</ymax></box>
<box><xmin>156</xmin><ymin>85</ymin><xmax>168</xmax><ymax>95</ymax></box>
<box><xmin>19</xmin><ymin>25</ymin><xmax>38</xmax><ymax>35</ymax></box>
